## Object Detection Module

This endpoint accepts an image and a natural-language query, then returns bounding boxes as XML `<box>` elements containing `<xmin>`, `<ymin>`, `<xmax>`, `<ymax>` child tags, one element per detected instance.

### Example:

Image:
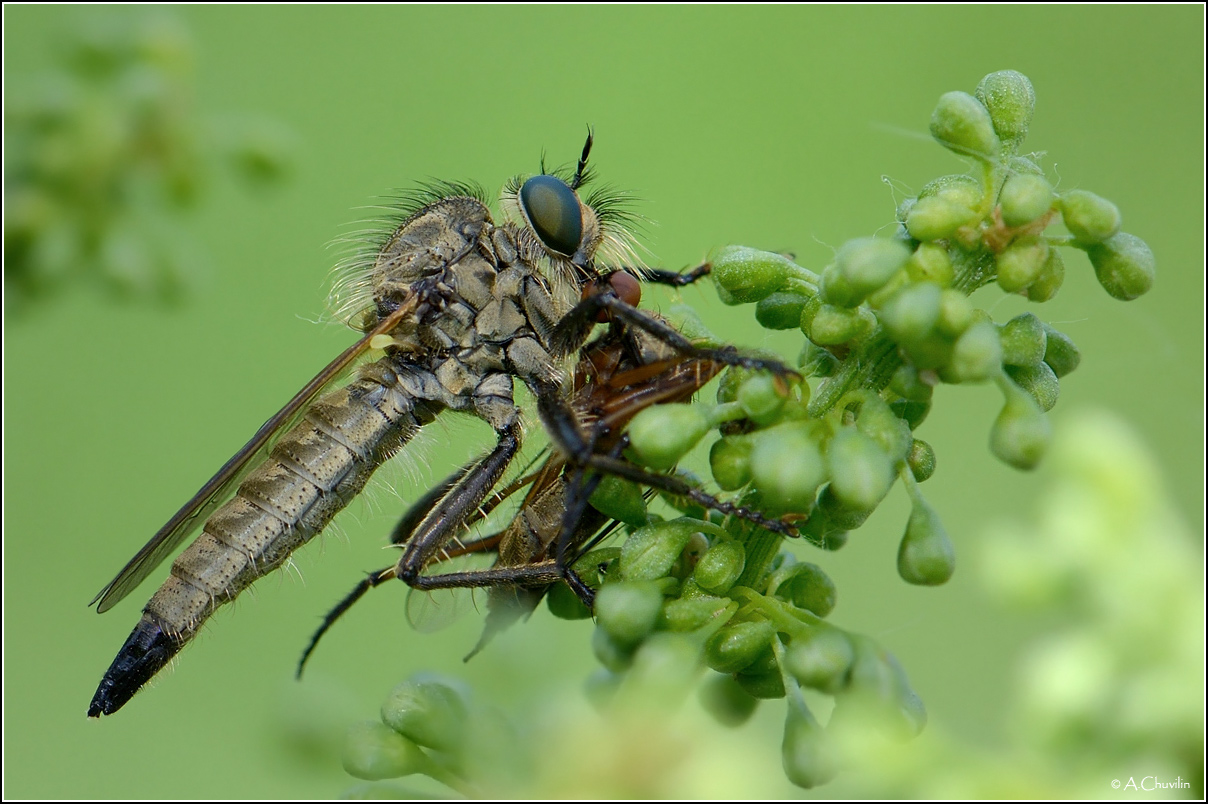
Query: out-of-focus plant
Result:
<box><xmin>329</xmin><ymin>70</ymin><xmax>1168</xmax><ymax>794</ymax></box>
<box><xmin>4</xmin><ymin>13</ymin><xmax>295</xmax><ymax>314</ymax></box>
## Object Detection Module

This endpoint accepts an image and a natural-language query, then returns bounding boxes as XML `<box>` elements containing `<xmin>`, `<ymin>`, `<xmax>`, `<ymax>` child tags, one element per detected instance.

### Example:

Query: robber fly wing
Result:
<box><xmin>90</xmin><ymin>301</ymin><xmax>414</xmax><ymax>613</ymax></box>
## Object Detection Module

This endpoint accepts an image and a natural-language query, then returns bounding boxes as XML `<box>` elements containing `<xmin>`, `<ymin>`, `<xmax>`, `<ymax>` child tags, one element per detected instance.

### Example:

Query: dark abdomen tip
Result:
<box><xmin>88</xmin><ymin>617</ymin><xmax>183</xmax><ymax>717</ymax></box>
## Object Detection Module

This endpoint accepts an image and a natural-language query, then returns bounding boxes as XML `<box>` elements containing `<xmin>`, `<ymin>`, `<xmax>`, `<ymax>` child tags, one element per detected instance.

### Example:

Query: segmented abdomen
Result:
<box><xmin>88</xmin><ymin>358</ymin><xmax>433</xmax><ymax>716</ymax></box>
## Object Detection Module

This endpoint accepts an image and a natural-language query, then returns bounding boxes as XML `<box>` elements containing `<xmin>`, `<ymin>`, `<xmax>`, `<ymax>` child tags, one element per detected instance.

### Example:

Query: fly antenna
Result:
<box><xmin>571</xmin><ymin>126</ymin><xmax>594</xmax><ymax>190</ymax></box>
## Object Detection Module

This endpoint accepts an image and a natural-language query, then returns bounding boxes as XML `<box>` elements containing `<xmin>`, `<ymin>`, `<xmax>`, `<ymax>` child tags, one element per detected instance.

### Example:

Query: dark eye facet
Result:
<box><xmin>519</xmin><ymin>175</ymin><xmax>583</xmax><ymax>257</ymax></box>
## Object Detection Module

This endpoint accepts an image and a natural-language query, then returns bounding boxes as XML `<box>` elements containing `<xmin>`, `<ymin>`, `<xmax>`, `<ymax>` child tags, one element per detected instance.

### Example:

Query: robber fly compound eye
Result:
<box><xmin>519</xmin><ymin>174</ymin><xmax>583</xmax><ymax>257</ymax></box>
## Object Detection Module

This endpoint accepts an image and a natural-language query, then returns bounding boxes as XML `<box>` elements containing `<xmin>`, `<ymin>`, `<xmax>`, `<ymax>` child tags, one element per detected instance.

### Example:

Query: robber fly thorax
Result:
<box><xmin>88</xmin><ymin>136</ymin><xmax>641</xmax><ymax>717</ymax></box>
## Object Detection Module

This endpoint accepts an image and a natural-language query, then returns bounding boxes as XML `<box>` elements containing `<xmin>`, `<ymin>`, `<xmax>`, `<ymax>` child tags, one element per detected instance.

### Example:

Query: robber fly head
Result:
<box><xmin>502</xmin><ymin>130</ymin><xmax>644</xmax><ymax>284</ymax></box>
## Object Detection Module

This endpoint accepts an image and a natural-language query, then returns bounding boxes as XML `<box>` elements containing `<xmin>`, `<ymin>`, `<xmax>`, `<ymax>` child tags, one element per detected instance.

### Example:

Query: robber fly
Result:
<box><xmin>297</xmin><ymin>293</ymin><xmax>799</xmax><ymax>672</ymax></box>
<box><xmin>89</xmin><ymin>134</ymin><xmax>793</xmax><ymax>717</ymax></box>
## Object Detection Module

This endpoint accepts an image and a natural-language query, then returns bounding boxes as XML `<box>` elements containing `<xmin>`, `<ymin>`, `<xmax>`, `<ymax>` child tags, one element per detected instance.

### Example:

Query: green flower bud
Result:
<box><xmin>1005</xmin><ymin>360</ymin><xmax>1060</xmax><ymax>412</ymax></box>
<box><xmin>999</xmin><ymin>173</ymin><xmax>1053</xmax><ymax>226</ymax></box>
<box><xmin>738</xmin><ymin>373</ymin><xmax>787</xmax><ymax>425</ymax></box>
<box><xmin>626</xmin><ymin>403</ymin><xmax>711</xmax><ymax>470</ymax></box>
<box><xmin>735</xmin><ymin>669</ymin><xmax>786</xmax><ymax>700</ymax></box>
<box><xmin>905</xmin><ymin>195</ymin><xmax>979</xmax><ymax>242</ymax></box>
<box><xmin>771</xmin><ymin>561</ymin><xmax>837</xmax><ymax>617</ymax></box>
<box><xmin>930</xmin><ymin>90</ymin><xmax>1000</xmax><ymax>159</ymax></box>
<box><xmin>797</xmin><ymin>340</ymin><xmax>838</xmax><ymax>377</ymax></box>
<box><xmin>823</xmin><ymin>237</ymin><xmax>912</xmax><ymax>307</ymax></box>
<box><xmin>1009</xmin><ymin>155</ymin><xmax>1045</xmax><ymax>176</ymax></box>
<box><xmin>664</xmin><ymin>303</ymin><xmax>718</xmax><ymax>344</ymax></box>
<box><xmin>839</xmin><ymin>643</ymin><xmax>927</xmax><ymax>740</ymax></box>
<box><xmin>705</xmin><ymin>620</ymin><xmax>777</xmax><ymax>674</ymax></box>
<box><xmin>782</xmin><ymin>704</ymin><xmax>838</xmax><ymax>789</ymax></box>
<box><xmin>798</xmin><ymin>505</ymin><xmax>849</xmax><ymax>551</ymax></box>
<box><xmin>905</xmin><ymin>242</ymin><xmax>955</xmax><ymax>286</ymax></box>
<box><xmin>1060</xmin><ymin>189</ymin><xmax>1121</xmax><ymax>243</ymax></box>
<box><xmin>784</xmin><ymin>629</ymin><xmax>854</xmax><ymax>692</ymax></box>
<box><xmin>999</xmin><ymin>312</ymin><xmax>1047</xmax><ymax>367</ymax></box>
<box><xmin>659</xmin><ymin>595</ymin><xmax>729</xmax><ymax>632</ymax></box>
<box><xmin>592</xmin><ymin>625</ymin><xmax>636</xmax><ymax>672</ymax></box>
<box><xmin>816</xmin><ymin>484</ymin><xmax>873</xmax><ymax>531</ymax></box>
<box><xmin>936</xmin><ymin>288</ymin><xmax>975</xmax><ymax>338</ymax></box>
<box><xmin>856</xmin><ymin>392</ymin><xmax>913</xmax><ymax>464</ymax></box>
<box><xmin>975</xmin><ymin>70</ymin><xmax>1035</xmax><ymax>145</ymax></box>
<box><xmin>619</xmin><ymin>519</ymin><xmax>701</xmax><ymax>581</ymax></box>
<box><xmin>919</xmin><ymin>174</ymin><xmax>983</xmax><ymax>210</ymax></box>
<box><xmin>710</xmin><ymin>245</ymin><xmax>793</xmax><ymax>304</ymax></box>
<box><xmin>990</xmin><ymin>381</ymin><xmax>1052</xmax><ymax>470</ymax></box>
<box><xmin>827</xmin><ymin>428</ymin><xmax>895</xmax><ymax>513</ymax></box>
<box><xmin>709</xmin><ymin>435</ymin><xmax>752</xmax><ymax>491</ymax></box>
<box><xmin>996</xmin><ymin>235</ymin><xmax>1049</xmax><ymax>293</ymax></box>
<box><xmin>895</xmin><ymin>196</ymin><xmax>915</xmax><ymax>224</ymax></box>
<box><xmin>694</xmin><ymin>540</ymin><xmax>746</xmax><ymax>595</ymax></box>
<box><xmin>547</xmin><ymin>581</ymin><xmax>592</xmax><ymax>620</ymax></box>
<box><xmin>715</xmin><ymin>366</ymin><xmax>745</xmax><ymax>403</ymax></box>
<box><xmin>343</xmin><ymin>720</ymin><xmax>430</xmax><ymax>781</ymax></box>
<box><xmin>380</xmin><ymin>678</ymin><xmax>468</xmax><ymax>754</ymax></box>
<box><xmin>804</xmin><ymin>302</ymin><xmax>870</xmax><ymax>345</ymax></box>
<box><xmin>889</xmin><ymin>365</ymin><xmax>934</xmax><ymax>402</ymax></box>
<box><xmin>1025</xmin><ymin>247</ymin><xmax>1065</xmax><ymax>303</ymax></box>
<box><xmin>1085</xmin><ymin>232</ymin><xmax>1155</xmax><ymax>300</ymax></box>
<box><xmin>881</xmin><ymin>282</ymin><xmax>942</xmax><ymax>346</ymax></box>
<box><xmin>1041</xmin><ymin>323</ymin><xmax>1081</xmax><ymax>377</ymax></box>
<box><xmin>890</xmin><ymin>397</ymin><xmax>931</xmax><ymax>430</ymax></box>
<box><xmin>897</xmin><ymin>497</ymin><xmax>955</xmax><ymax>585</ymax></box>
<box><xmin>588</xmin><ymin>474</ymin><xmax>648</xmax><ymax>527</ymax></box>
<box><xmin>595</xmin><ymin>580</ymin><xmax>664</xmax><ymax>646</ymax></box>
<box><xmin>699</xmin><ymin>673</ymin><xmax>760</xmax><ymax>727</ymax></box>
<box><xmin>948</xmin><ymin>320</ymin><xmax>1002</xmax><ymax>382</ymax></box>
<box><xmin>907</xmin><ymin>439</ymin><xmax>937</xmax><ymax>482</ymax></box>
<box><xmin>583</xmin><ymin>668</ymin><xmax>622</xmax><ymax>712</ymax></box>
<box><xmin>755</xmin><ymin>291</ymin><xmax>810</xmax><ymax>330</ymax></box>
<box><xmin>750</xmin><ymin>423</ymin><xmax>828</xmax><ymax>514</ymax></box>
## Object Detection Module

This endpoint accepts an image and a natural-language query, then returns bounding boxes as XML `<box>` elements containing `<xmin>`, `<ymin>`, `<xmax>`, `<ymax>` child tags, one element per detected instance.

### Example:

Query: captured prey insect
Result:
<box><xmin>88</xmin><ymin>134</ymin><xmax>795</xmax><ymax>717</ymax></box>
<box><xmin>297</xmin><ymin>293</ymin><xmax>799</xmax><ymax>673</ymax></box>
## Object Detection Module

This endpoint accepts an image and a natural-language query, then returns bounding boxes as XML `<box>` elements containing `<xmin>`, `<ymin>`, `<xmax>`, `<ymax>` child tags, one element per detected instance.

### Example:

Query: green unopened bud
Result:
<box><xmin>1025</xmin><ymin>247</ymin><xmax>1065</xmax><ymax>302</ymax></box>
<box><xmin>898</xmin><ymin>497</ymin><xmax>955</xmax><ymax>585</ymax></box>
<box><xmin>626</xmin><ymin>404</ymin><xmax>711</xmax><ymax>470</ymax></box>
<box><xmin>705</xmin><ymin>619</ymin><xmax>777</xmax><ymax>674</ymax></box>
<box><xmin>804</xmin><ymin>302</ymin><xmax>870</xmax><ymax>345</ymax></box>
<box><xmin>996</xmin><ymin>235</ymin><xmax>1049</xmax><ymax>293</ymax></box>
<box><xmin>881</xmin><ymin>282</ymin><xmax>942</xmax><ymax>345</ymax></box>
<box><xmin>619</xmin><ymin>519</ymin><xmax>698</xmax><ymax>581</ymax></box>
<box><xmin>1060</xmin><ymin>190</ymin><xmax>1121</xmax><ymax>243</ymax></box>
<box><xmin>999</xmin><ymin>173</ymin><xmax>1053</xmax><ymax>226</ymax></box>
<box><xmin>547</xmin><ymin>581</ymin><xmax>592</xmax><ymax>620</ymax></box>
<box><xmin>380</xmin><ymin>678</ymin><xmax>468</xmax><ymax>754</ymax></box>
<box><xmin>735</xmin><ymin>669</ymin><xmax>786</xmax><ymax>700</ymax></box>
<box><xmin>592</xmin><ymin>625</ymin><xmax>636</xmax><ymax>672</ymax></box>
<box><xmin>659</xmin><ymin>595</ymin><xmax>729</xmax><ymax>632</ymax></box>
<box><xmin>904</xmin><ymin>242</ymin><xmax>955</xmax><ymax>286</ymax></box>
<box><xmin>798</xmin><ymin>506</ymin><xmax>849</xmax><ymax>551</ymax></box>
<box><xmin>750</xmin><ymin>423</ymin><xmax>828</xmax><ymax>514</ymax></box>
<box><xmin>699</xmin><ymin>673</ymin><xmax>760</xmax><ymax>727</ymax></box>
<box><xmin>785</xmin><ymin>629</ymin><xmax>854</xmax><ymax>692</ymax></box>
<box><xmin>343</xmin><ymin>720</ymin><xmax>430</xmax><ymax>781</ymax></box>
<box><xmin>919</xmin><ymin>174</ymin><xmax>983</xmax><ymax>210</ymax></box>
<box><xmin>990</xmin><ymin>381</ymin><xmax>1052</xmax><ymax>470</ymax></box>
<box><xmin>1041</xmin><ymin>324</ymin><xmax>1081</xmax><ymax>377</ymax></box>
<box><xmin>817</xmin><ymin>484</ymin><xmax>873</xmax><ymax>531</ymax></box>
<box><xmin>1005</xmin><ymin>361</ymin><xmax>1060</xmax><ymax>412</ymax></box>
<box><xmin>709</xmin><ymin>435</ymin><xmax>752</xmax><ymax>490</ymax></box>
<box><xmin>890</xmin><ymin>398</ymin><xmax>931</xmax><ymax>430</ymax></box>
<box><xmin>694</xmin><ymin>540</ymin><xmax>746</xmax><ymax>595</ymax></box>
<box><xmin>710</xmin><ymin>245</ymin><xmax>793</xmax><ymax>304</ymax></box>
<box><xmin>907</xmin><ymin>439</ymin><xmax>937</xmax><ymax>482</ymax></box>
<box><xmin>975</xmin><ymin>70</ymin><xmax>1035</xmax><ymax>146</ymax></box>
<box><xmin>823</xmin><ymin>237</ymin><xmax>912</xmax><ymax>307</ymax></box>
<box><xmin>798</xmin><ymin>341</ymin><xmax>838</xmax><ymax>377</ymax></box>
<box><xmin>755</xmin><ymin>291</ymin><xmax>810</xmax><ymax>330</ymax></box>
<box><xmin>855</xmin><ymin>393</ymin><xmax>913</xmax><ymax>464</ymax></box>
<box><xmin>782</xmin><ymin>703</ymin><xmax>838</xmax><ymax>789</ymax></box>
<box><xmin>930</xmin><ymin>90</ymin><xmax>999</xmax><ymax>159</ymax></box>
<box><xmin>771</xmin><ymin>562</ymin><xmax>837</xmax><ymax>617</ymax></box>
<box><xmin>1085</xmin><ymin>232</ymin><xmax>1155</xmax><ymax>300</ymax></box>
<box><xmin>827</xmin><ymin>428</ymin><xmax>895</xmax><ymax>512</ymax></box>
<box><xmin>589</xmin><ymin>475</ymin><xmax>648</xmax><ymax>527</ymax></box>
<box><xmin>595</xmin><ymin>580</ymin><xmax>664</xmax><ymax>646</ymax></box>
<box><xmin>889</xmin><ymin>365</ymin><xmax>934</xmax><ymax>402</ymax></box>
<box><xmin>948</xmin><ymin>320</ymin><xmax>1002</xmax><ymax>382</ymax></box>
<box><xmin>906</xmin><ymin>195</ymin><xmax>979</xmax><ymax>242</ymax></box>
<box><xmin>738</xmin><ymin>373</ymin><xmax>787</xmax><ymax>425</ymax></box>
<box><xmin>999</xmin><ymin>312</ymin><xmax>1047</xmax><ymax>367</ymax></box>
<box><xmin>936</xmin><ymin>288</ymin><xmax>975</xmax><ymax>338</ymax></box>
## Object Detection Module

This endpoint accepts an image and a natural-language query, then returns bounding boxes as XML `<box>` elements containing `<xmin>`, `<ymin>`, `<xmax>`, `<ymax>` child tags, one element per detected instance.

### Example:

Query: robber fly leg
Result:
<box><xmin>388</xmin><ymin>463</ymin><xmax>474</xmax><ymax>546</ymax></box>
<box><xmin>639</xmin><ymin>262</ymin><xmax>711</xmax><ymax>287</ymax></box>
<box><xmin>297</xmin><ymin>566</ymin><xmax>395</xmax><ymax>678</ymax></box>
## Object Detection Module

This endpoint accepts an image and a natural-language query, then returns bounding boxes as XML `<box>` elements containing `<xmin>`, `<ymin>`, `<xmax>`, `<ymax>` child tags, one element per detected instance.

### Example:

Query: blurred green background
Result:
<box><xmin>4</xmin><ymin>6</ymin><xmax>1202</xmax><ymax>798</ymax></box>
